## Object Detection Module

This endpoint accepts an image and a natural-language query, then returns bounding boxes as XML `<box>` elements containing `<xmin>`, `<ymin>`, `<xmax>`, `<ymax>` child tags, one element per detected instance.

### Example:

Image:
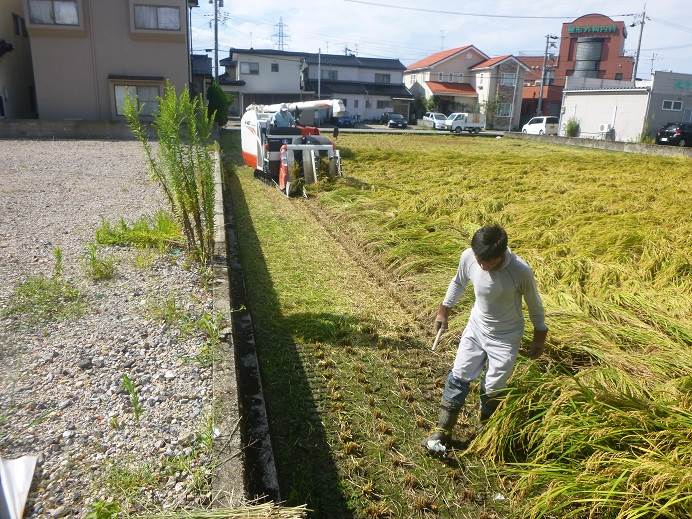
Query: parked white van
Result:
<box><xmin>521</xmin><ymin>116</ymin><xmax>559</xmax><ymax>135</ymax></box>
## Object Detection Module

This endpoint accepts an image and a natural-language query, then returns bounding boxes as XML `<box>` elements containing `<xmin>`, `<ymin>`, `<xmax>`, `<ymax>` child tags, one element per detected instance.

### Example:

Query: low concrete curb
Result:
<box><xmin>210</xmin><ymin>145</ymin><xmax>245</xmax><ymax>506</ymax></box>
<box><xmin>508</xmin><ymin>132</ymin><xmax>692</xmax><ymax>158</ymax></box>
<box><xmin>0</xmin><ymin>119</ymin><xmax>157</xmax><ymax>140</ymax></box>
<box><xmin>216</xmin><ymin>135</ymin><xmax>281</xmax><ymax>502</ymax></box>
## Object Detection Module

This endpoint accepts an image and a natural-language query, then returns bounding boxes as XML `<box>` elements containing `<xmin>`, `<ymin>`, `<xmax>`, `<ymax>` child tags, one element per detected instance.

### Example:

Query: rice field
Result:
<box><xmin>221</xmin><ymin>132</ymin><xmax>691</xmax><ymax>518</ymax></box>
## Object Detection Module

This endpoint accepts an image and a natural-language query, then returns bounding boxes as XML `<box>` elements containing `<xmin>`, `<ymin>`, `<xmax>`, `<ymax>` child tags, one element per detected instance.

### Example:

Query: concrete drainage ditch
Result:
<box><xmin>212</xmin><ymin>143</ymin><xmax>281</xmax><ymax>503</ymax></box>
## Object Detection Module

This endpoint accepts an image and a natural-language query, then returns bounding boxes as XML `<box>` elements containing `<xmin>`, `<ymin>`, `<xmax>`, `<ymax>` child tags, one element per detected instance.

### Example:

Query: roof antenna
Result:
<box><xmin>440</xmin><ymin>30</ymin><xmax>445</xmax><ymax>51</ymax></box>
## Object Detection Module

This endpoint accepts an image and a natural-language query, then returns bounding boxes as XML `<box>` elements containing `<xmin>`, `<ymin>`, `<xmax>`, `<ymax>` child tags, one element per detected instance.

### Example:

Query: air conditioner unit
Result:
<box><xmin>599</xmin><ymin>123</ymin><xmax>613</xmax><ymax>132</ymax></box>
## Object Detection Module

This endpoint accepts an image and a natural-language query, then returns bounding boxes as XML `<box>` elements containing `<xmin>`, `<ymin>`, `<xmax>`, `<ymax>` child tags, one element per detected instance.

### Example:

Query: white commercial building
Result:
<box><xmin>559</xmin><ymin>71</ymin><xmax>692</xmax><ymax>142</ymax></box>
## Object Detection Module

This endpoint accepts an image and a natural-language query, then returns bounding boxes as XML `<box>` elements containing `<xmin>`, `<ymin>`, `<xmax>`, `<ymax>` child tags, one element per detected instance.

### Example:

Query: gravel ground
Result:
<box><xmin>0</xmin><ymin>140</ymin><xmax>218</xmax><ymax>517</ymax></box>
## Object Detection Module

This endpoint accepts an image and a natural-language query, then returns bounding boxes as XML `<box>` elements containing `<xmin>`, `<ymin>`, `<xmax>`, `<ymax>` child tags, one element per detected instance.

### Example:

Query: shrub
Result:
<box><xmin>207</xmin><ymin>81</ymin><xmax>231</xmax><ymax>126</ymax></box>
<box><xmin>123</xmin><ymin>85</ymin><xmax>216</xmax><ymax>264</ymax></box>
<box><xmin>564</xmin><ymin>117</ymin><xmax>580</xmax><ymax>137</ymax></box>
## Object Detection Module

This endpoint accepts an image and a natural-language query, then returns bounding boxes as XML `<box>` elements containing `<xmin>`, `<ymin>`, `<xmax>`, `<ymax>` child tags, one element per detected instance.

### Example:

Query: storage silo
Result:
<box><xmin>573</xmin><ymin>37</ymin><xmax>603</xmax><ymax>78</ymax></box>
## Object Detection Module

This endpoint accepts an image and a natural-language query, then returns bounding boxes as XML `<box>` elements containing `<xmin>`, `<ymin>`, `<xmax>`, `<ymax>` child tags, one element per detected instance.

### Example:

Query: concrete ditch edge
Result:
<box><xmin>216</xmin><ymin>135</ymin><xmax>281</xmax><ymax>502</ymax></box>
<box><xmin>210</xmin><ymin>145</ymin><xmax>245</xmax><ymax>506</ymax></box>
<box><xmin>507</xmin><ymin>132</ymin><xmax>692</xmax><ymax>158</ymax></box>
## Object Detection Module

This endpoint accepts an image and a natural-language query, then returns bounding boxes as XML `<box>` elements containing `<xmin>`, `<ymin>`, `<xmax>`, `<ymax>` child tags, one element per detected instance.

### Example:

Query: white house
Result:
<box><xmin>404</xmin><ymin>46</ymin><xmax>528</xmax><ymax>129</ymax></box>
<box><xmin>559</xmin><ymin>71</ymin><xmax>692</xmax><ymax>142</ymax></box>
<box><xmin>219</xmin><ymin>48</ymin><xmax>413</xmax><ymax>120</ymax></box>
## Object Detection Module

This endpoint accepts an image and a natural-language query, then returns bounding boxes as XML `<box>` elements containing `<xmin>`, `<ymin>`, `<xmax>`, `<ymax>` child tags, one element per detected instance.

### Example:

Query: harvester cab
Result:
<box><xmin>240</xmin><ymin>99</ymin><xmax>346</xmax><ymax>197</ymax></box>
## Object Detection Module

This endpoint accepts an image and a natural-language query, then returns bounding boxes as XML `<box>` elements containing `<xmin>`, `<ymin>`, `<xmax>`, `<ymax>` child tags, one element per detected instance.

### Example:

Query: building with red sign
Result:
<box><xmin>520</xmin><ymin>13</ymin><xmax>634</xmax><ymax>122</ymax></box>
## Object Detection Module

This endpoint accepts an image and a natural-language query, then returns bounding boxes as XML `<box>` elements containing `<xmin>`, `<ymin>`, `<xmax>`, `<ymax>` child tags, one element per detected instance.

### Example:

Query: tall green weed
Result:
<box><xmin>124</xmin><ymin>84</ymin><xmax>215</xmax><ymax>264</ymax></box>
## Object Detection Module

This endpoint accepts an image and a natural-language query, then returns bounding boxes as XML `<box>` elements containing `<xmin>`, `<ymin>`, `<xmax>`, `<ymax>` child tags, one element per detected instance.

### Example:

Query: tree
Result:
<box><xmin>207</xmin><ymin>81</ymin><xmax>232</xmax><ymax>126</ymax></box>
<box><xmin>425</xmin><ymin>95</ymin><xmax>440</xmax><ymax>112</ymax></box>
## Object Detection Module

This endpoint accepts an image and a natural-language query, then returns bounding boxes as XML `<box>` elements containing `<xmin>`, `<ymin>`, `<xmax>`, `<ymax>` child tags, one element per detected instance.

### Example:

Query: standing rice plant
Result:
<box><xmin>124</xmin><ymin>83</ymin><xmax>215</xmax><ymax>264</ymax></box>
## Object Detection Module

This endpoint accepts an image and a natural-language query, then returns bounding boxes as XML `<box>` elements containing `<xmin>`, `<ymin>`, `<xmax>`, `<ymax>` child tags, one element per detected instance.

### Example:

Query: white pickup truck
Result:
<box><xmin>445</xmin><ymin>112</ymin><xmax>485</xmax><ymax>134</ymax></box>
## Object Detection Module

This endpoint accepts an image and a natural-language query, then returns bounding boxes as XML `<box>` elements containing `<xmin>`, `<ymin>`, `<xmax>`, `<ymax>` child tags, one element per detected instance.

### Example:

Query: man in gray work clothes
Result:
<box><xmin>422</xmin><ymin>225</ymin><xmax>548</xmax><ymax>452</ymax></box>
<box><xmin>271</xmin><ymin>103</ymin><xmax>295</xmax><ymax>128</ymax></box>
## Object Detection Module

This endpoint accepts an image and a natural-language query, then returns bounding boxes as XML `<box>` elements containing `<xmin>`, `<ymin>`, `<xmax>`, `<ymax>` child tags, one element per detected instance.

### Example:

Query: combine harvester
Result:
<box><xmin>241</xmin><ymin>99</ymin><xmax>346</xmax><ymax>196</ymax></box>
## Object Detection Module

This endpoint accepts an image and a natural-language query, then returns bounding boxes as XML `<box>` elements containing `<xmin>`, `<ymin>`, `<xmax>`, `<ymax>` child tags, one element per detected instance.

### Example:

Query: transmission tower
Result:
<box><xmin>272</xmin><ymin>17</ymin><xmax>290</xmax><ymax>51</ymax></box>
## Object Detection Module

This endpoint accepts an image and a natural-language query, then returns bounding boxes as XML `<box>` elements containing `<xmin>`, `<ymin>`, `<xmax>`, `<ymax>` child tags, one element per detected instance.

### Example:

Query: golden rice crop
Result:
<box><xmin>311</xmin><ymin>134</ymin><xmax>691</xmax><ymax>517</ymax></box>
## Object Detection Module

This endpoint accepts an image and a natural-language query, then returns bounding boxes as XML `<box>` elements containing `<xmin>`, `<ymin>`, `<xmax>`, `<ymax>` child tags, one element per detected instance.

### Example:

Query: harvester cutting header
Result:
<box><xmin>240</xmin><ymin>99</ymin><xmax>346</xmax><ymax>196</ymax></box>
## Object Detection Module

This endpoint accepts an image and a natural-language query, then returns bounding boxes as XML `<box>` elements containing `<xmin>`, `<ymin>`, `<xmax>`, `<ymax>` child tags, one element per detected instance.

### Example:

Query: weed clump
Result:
<box><xmin>3</xmin><ymin>247</ymin><xmax>85</xmax><ymax>324</ymax></box>
<box><xmin>96</xmin><ymin>210</ymin><xmax>182</xmax><ymax>250</ymax></box>
<box><xmin>83</xmin><ymin>243</ymin><xmax>117</xmax><ymax>281</ymax></box>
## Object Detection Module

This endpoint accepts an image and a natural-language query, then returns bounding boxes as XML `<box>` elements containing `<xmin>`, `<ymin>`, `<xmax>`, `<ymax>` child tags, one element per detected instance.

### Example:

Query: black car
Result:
<box><xmin>656</xmin><ymin>122</ymin><xmax>692</xmax><ymax>147</ymax></box>
<box><xmin>385</xmin><ymin>113</ymin><xmax>407</xmax><ymax>129</ymax></box>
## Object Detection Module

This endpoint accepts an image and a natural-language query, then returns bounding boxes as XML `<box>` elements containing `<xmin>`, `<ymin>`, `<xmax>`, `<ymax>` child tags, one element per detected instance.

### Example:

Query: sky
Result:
<box><xmin>190</xmin><ymin>0</ymin><xmax>692</xmax><ymax>78</ymax></box>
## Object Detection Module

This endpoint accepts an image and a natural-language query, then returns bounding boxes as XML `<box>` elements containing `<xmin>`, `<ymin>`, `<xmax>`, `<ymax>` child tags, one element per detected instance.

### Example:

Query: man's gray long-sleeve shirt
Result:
<box><xmin>443</xmin><ymin>248</ymin><xmax>547</xmax><ymax>336</ymax></box>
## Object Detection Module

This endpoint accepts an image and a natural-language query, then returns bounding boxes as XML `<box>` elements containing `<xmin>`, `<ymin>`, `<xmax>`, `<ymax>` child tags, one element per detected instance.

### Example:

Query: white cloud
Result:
<box><xmin>191</xmin><ymin>0</ymin><xmax>691</xmax><ymax>76</ymax></box>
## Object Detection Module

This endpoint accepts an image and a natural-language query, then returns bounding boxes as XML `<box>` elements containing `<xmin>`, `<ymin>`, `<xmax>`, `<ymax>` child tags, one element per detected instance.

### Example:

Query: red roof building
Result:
<box><xmin>404</xmin><ymin>46</ymin><xmax>528</xmax><ymax>130</ymax></box>
<box><xmin>521</xmin><ymin>13</ymin><xmax>634</xmax><ymax>121</ymax></box>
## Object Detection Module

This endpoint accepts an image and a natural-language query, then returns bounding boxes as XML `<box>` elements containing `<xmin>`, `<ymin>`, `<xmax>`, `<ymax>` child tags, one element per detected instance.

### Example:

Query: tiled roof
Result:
<box><xmin>228</xmin><ymin>48</ymin><xmax>406</xmax><ymax>71</ymax></box>
<box><xmin>406</xmin><ymin>46</ymin><xmax>472</xmax><ymax>71</ymax></box>
<box><xmin>426</xmin><ymin>82</ymin><xmax>477</xmax><ymax>96</ymax></box>
<box><xmin>518</xmin><ymin>56</ymin><xmax>557</xmax><ymax>81</ymax></box>
<box><xmin>470</xmin><ymin>55</ymin><xmax>512</xmax><ymax>70</ymax></box>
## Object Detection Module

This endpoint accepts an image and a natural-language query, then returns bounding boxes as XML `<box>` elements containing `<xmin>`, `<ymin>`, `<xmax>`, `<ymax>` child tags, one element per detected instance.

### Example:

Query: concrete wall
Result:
<box><xmin>25</xmin><ymin>0</ymin><xmax>189</xmax><ymax>120</ymax></box>
<box><xmin>560</xmin><ymin>89</ymin><xmax>649</xmax><ymax>142</ymax></box>
<box><xmin>0</xmin><ymin>0</ymin><xmax>36</xmax><ymax>118</ymax></box>
<box><xmin>0</xmin><ymin>118</ymin><xmax>146</xmax><ymax>139</ymax></box>
<box><xmin>509</xmin><ymin>132</ymin><xmax>692</xmax><ymax>158</ymax></box>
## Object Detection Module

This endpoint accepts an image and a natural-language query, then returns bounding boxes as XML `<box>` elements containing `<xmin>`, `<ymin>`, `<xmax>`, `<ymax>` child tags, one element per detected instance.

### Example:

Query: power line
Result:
<box><xmin>343</xmin><ymin>0</ymin><xmax>636</xmax><ymax>20</ymax></box>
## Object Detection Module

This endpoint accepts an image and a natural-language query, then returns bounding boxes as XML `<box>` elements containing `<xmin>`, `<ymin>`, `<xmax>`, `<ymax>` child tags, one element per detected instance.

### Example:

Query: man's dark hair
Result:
<box><xmin>471</xmin><ymin>225</ymin><xmax>508</xmax><ymax>261</ymax></box>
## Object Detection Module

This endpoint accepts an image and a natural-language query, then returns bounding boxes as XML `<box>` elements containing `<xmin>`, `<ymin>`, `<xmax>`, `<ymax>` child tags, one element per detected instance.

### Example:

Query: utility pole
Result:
<box><xmin>537</xmin><ymin>34</ymin><xmax>558</xmax><ymax>115</ymax></box>
<box><xmin>632</xmin><ymin>5</ymin><xmax>648</xmax><ymax>81</ymax></box>
<box><xmin>649</xmin><ymin>52</ymin><xmax>658</xmax><ymax>77</ymax></box>
<box><xmin>508</xmin><ymin>63</ymin><xmax>520</xmax><ymax>132</ymax></box>
<box><xmin>440</xmin><ymin>30</ymin><xmax>445</xmax><ymax>51</ymax></box>
<box><xmin>317</xmin><ymin>48</ymin><xmax>321</xmax><ymax>125</ymax></box>
<box><xmin>213</xmin><ymin>0</ymin><xmax>218</xmax><ymax>79</ymax></box>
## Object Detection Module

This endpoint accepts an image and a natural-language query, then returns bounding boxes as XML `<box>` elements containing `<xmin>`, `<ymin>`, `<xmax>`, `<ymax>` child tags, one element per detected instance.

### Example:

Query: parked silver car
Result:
<box><xmin>422</xmin><ymin>112</ymin><xmax>448</xmax><ymax>130</ymax></box>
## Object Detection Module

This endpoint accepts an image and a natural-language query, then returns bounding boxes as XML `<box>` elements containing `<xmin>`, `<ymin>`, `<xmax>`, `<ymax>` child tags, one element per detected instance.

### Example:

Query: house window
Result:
<box><xmin>375</xmin><ymin>73</ymin><xmax>390</xmax><ymax>84</ymax></box>
<box><xmin>321</xmin><ymin>69</ymin><xmax>338</xmax><ymax>80</ymax></box>
<box><xmin>614</xmin><ymin>72</ymin><xmax>623</xmax><ymax>80</ymax></box>
<box><xmin>497</xmin><ymin>102</ymin><xmax>512</xmax><ymax>117</ymax></box>
<box><xmin>13</xmin><ymin>13</ymin><xmax>21</xmax><ymax>35</ymax></box>
<box><xmin>343</xmin><ymin>99</ymin><xmax>347</xmax><ymax>107</ymax></box>
<box><xmin>114</xmin><ymin>84</ymin><xmax>160</xmax><ymax>117</ymax></box>
<box><xmin>662</xmin><ymin>100</ymin><xmax>683</xmax><ymax>111</ymax></box>
<box><xmin>437</xmin><ymin>72</ymin><xmax>443</xmax><ymax>81</ymax></box>
<box><xmin>365</xmin><ymin>100</ymin><xmax>371</xmax><ymax>108</ymax></box>
<box><xmin>271</xmin><ymin>63</ymin><xmax>279</xmax><ymax>72</ymax></box>
<box><xmin>500</xmin><ymin>72</ymin><xmax>515</xmax><ymax>87</ymax></box>
<box><xmin>376</xmin><ymin>100</ymin><xmax>391</xmax><ymax>109</ymax></box>
<box><xmin>134</xmin><ymin>4</ymin><xmax>180</xmax><ymax>31</ymax></box>
<box><xmin>28</xmin><ymin>0</ymin><xmax>79</xmax><ymax>26</ymax></box>
<box><xmin>240</xmin><ymin>62</ymin><xmax>259</xmax><ymax>75</ymax></box>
